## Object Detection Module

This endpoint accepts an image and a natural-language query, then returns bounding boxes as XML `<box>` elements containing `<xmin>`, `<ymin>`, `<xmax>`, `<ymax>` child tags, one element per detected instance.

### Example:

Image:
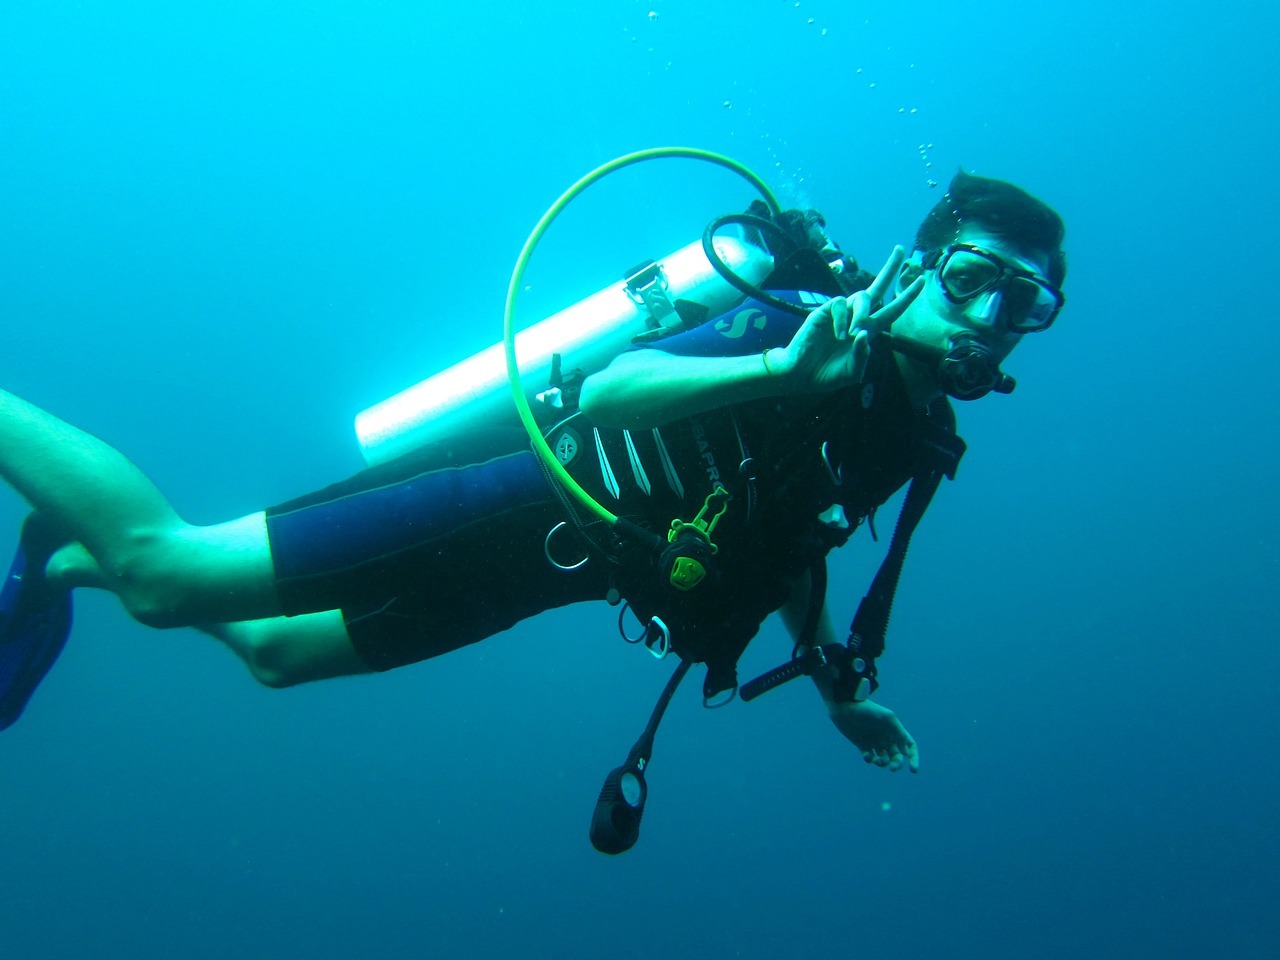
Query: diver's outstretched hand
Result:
<box><xmin>827</xmin><ymin>698</ymin><xmax>920</xmax><ymax>773</ymax></box>
<box><xmin>774</xmin><ymin>245</ymin><xmax>923</xmax><ymax>392</ymax></box>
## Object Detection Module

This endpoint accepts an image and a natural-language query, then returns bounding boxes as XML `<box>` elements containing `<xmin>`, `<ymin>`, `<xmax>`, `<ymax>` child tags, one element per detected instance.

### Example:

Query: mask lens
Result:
<box><xmin>940</xmin><ymin>250</ymin><xmax>1000</xmax><ymax>299</ymax></box>
<box><xmin>941</xmin><ymin>246</ymin><xmax>1062</xmax><ymax>332</ymax></box>
<box><xmin>1004</xmin><ymin>277</ymin><xmax>1060</xmax><ymax>332</ymax></box>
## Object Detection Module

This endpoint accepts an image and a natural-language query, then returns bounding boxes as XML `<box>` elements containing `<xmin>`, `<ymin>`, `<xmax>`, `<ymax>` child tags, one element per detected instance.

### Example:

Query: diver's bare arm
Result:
<box><xmin>0</xmin><ymin>389</ymin><xmax>281</xmax><ymax>625</ymax></box>
<box><xmin>780</xmin><ymin>570</ymin><xmax>919</xmax><ymax>772</ymax></box>
<box><xmin>779</xmin><ymin>568</ymin><xmax>841</xmax><ymax>703</ymax></box>
<box><xmin>579</xmin><ymin>247</ymin><xmax>921</xmax><ymax>429</ymax></box>
<box><xmin>579</xmin><ymin>348</ymin><xmax>784</xmax><ymax>429</ymax></box>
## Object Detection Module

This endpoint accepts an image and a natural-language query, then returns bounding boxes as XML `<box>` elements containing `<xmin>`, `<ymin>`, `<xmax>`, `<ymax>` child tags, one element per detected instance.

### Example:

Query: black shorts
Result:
<box><xmin>264</xmin><ymin>436</ymin><xmax>606</xmax><ymax>670</ymax></box>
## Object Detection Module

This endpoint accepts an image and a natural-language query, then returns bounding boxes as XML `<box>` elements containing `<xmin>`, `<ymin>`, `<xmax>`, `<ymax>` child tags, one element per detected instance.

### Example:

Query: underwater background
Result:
<box><xmin>2</xmin><ymin>2</ymin><xmax>1276</xmax><ymax>957</ymax></box>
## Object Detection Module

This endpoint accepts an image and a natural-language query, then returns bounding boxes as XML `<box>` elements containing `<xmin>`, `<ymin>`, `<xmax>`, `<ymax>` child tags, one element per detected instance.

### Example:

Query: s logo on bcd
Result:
<box><xmin>715</xmin><ymin>308</ymin><xmax>767</xmax><ymax>340</ymax></box>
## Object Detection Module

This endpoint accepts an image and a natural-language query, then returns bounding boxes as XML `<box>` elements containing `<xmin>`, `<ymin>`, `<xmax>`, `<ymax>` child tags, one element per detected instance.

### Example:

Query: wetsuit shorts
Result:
<box><xmin>264</xmin><ymin>438</ymin><xmax>606</xmax><ymax>671</ymax></box>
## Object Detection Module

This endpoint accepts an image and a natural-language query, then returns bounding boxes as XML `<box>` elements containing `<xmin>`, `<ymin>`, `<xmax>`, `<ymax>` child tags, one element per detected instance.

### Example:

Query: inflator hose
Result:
<box><xmin>503</xmin><ymin>147</ymin><xmax>783</xmax><ymax>528</ymax></box>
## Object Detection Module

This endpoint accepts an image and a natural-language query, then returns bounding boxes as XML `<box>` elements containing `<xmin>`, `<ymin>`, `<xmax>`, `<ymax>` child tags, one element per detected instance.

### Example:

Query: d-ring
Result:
<box><xmin>544</xmin><ymin>521</ymin><xmax>589</xmax><ymax>571</ymax></box>
<box><xmin>820</xmin><ymin>441</ymin><xmax>843</xmax><ymax>486</ymax></box>
<box><xmin>703</xmin><ymin>686</ymin><xmax>737</xmax><ymax>709</ymax></box>
<box><xmin>618</xmin><ymin>602</ymin><xmax>648</xmax><ymax>644</ymax></box>
<box><xmin>645</xmin><ymin>616</ymin><xmax>671</xmax><ymax>660</ymax></box>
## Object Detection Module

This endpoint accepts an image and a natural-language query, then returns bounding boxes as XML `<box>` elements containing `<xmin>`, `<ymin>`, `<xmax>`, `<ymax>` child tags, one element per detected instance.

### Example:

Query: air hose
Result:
<box><xmin>503</xmin><ymin>147</ymin><xmax>782</xmax><ymax>528</ymax></box>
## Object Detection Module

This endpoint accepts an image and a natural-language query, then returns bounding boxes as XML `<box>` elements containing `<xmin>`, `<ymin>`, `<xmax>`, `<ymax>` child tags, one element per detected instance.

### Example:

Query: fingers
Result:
<box><xmin>830</xmin><ymin>290</ymin><xmax>874</xmax><ymax>342</ymax></box>
<box><xmin>830</xmin><ymin>296</ymin><xmax>851</xmax><ymax>341</ymax></box>
<box><xmin>850</xmin><ymin>328</ymin><xmax>871</xmax><ymax>383</ymax></box>
<box><xmin>861</xmin><ymin>738</ymin><xmax>919</xmax><ymax>773</ymax></box>
<box><xmin>862</xmin><ymin>747</ymin><xmax>897</xmax><ymax>769</ymax></box>
<box><xmin>870</xmin><ymin>275</ymin><xmax>924</xmax><ymax>327</ymax></box>
<box><xmin>837</xmin><ymin>244</ymin><xmax>920</xmax><ymax>339</ymax></box>
<box><xmin>866</xmin><ymin>244</ymin><xmax>907</xmax><ymax>304</ymax></box>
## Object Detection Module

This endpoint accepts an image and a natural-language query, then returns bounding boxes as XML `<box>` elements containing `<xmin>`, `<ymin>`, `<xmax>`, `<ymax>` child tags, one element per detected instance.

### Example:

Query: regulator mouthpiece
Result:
<box><xmin>889</xmin><ymin>333</ymin><xmax>1016</xmax><ymax>401</ymax></box>
<box><xmin>938</xmin><ymin>334</ymin><xmax>1016</xmax><ymax>400</ymax></box>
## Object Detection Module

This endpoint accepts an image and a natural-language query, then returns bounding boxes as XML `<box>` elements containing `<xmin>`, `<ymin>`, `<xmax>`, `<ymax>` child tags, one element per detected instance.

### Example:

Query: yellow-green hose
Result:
<box><xmin>503</xmin><ymin>147</ymin><xmax>781</xmax><ymax>527</ymax></box>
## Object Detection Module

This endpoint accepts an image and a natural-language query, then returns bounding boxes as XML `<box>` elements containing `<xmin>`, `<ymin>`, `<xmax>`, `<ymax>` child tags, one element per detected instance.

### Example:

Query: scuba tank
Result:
<box><xmin>355</xmin><ymin>235</ymin><xmax>773</xmax><ymax>466</ymax></box>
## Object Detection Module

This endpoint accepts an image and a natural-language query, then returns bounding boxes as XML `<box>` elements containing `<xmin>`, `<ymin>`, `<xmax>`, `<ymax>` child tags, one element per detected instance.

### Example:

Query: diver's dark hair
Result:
<box><xmin>915</xmin><ymin>170</ymin><xmax>1066</xmax><ymax>285</ymax></box>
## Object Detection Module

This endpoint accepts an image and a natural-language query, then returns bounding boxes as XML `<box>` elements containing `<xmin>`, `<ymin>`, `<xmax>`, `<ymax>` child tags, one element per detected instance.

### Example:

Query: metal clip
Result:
<box><xmin>617</xmin><ymin>605</ymin><xmax>671</xmax><ymax>660</ymax></box>
<box><xmin>644</xmin><ymin>616</ymin><xmax>671</xmax><ymax>660</ymax></box>
<box><xmin>623</xmin><ymin>259</ymin><xmax>675</xmax><ymax>328</ymax></box>
<box><xmin>703</xmin><ymin>686</ymin><xmax>737</xmax><ymax>709</ymax></box>
<box><xmin>543</xmin><ymin>521</ymin><xmax>589</xmax><ymax>571</ymax></box>
<box><xmin>817</xmin><ymin>503</ymin><xmax>850</xmax><ymax>531</ymax></box>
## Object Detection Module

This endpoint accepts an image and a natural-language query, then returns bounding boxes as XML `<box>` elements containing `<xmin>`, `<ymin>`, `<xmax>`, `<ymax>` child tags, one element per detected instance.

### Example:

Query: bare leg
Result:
<box><xmin>0</xmin><ymin>391</ymin><xmax>377</xmax><ymax>688</ymax></box>
<box><xmin>0</xmin><ymin>389</ymin><xmax>279</xmax><ymax>626</ymax></box>
<box><xmin>42</xmin><ymin>540</ymin><xmax>369</xmax><ymax>684</ymax></box>
<box><xmin>198</xmin><ymin>611</ymin><xmax>372</xmax><ymax>686</ymax></box>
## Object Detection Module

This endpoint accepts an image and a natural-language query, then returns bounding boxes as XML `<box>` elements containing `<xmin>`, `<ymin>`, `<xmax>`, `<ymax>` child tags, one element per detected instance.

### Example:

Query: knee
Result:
<box><xmin>103</xmin><ymin>528</ymin><xmax>211</xmax><ymax>629</ymax></box>
<box><xmin>237</xmin><ymin>622</ymin><xmax>314</xmax><ymax>689</ymax></box>
<box><xmin>232</xmin><ymin>624</ymin><xmax>297</xmax><ymax>688</ymax></box>
<box><xmin>247</xmin><ymin>657</ymin><xmax>298</xmax><ymax>690</ymax></box>
<box><xmin>115</xmin><ymin>570</ymin><xmax>198</xmax><ymax>631</ymax></box>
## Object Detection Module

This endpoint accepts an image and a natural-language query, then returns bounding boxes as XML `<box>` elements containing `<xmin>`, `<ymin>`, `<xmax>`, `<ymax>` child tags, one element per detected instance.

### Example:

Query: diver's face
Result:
<box><xmin>894</xmin><ymin>223</ymin><xmax>1054</xmax><ymax>365</ymax></box>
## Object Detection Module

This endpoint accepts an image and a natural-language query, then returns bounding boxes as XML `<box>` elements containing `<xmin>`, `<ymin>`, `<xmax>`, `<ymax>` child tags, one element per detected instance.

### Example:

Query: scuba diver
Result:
<box><xmin>0</xmin><ymin>168</ymin><xmax>1065</xmax><ymax>848</ymax></box>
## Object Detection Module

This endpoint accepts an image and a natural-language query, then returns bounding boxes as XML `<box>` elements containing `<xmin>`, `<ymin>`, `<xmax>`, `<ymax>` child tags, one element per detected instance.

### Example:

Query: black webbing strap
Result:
<box><xmin>846</xmin><ymin>466</ymin><xmax>943</xmax><ymax>661</ymax></box>
<box><xmin>740</xmin><ymin>465</ymin><xmax>945</xmax><ymax>703</ymax></box>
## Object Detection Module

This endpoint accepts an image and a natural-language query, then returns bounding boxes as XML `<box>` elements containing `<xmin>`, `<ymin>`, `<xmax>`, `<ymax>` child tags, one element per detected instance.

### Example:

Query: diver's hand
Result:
<box><xmin>828</xmin><ymin>698</ymin><xmax>920</xmax><ymax>773</ymax></box>
<box><xmin>773</xmin><ymin>245</ymin><xmax>924</xmax><ymax>392</ymax></box>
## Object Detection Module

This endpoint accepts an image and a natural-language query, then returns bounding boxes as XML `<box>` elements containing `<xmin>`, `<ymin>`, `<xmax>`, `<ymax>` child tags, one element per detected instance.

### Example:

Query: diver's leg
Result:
<box><xmin>44</xmin><ymin>541</ymin><xmax>368</xmax><ymax>684</ymax></box>
<box><xmin>198</xmin><ymin>610</ymin><xmax>372</xmax><ymax>687</ymax></box>
<box><xmin>0</xmin><ymin>390</ymin><xmax>280</xmax><ymax>626</ymax></box>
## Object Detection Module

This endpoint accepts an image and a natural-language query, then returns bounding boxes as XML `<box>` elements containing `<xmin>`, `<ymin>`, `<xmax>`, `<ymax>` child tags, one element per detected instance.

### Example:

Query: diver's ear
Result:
<box><xmin>896</xmin><ymin>258</ymin><xmax>924</xmax><ymax>293</ymax></box>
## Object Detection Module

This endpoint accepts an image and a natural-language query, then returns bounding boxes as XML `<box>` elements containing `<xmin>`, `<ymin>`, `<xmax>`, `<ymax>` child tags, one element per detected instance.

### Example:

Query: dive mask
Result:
<box><xmin>926</xmin><ymin>244</ymin><xmax>1064</xmax><ymax>333</ymax></box>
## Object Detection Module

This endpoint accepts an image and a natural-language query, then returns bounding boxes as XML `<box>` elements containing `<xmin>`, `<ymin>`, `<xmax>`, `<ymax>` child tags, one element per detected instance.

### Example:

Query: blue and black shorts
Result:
<box><xmin>264</xmin><ymin>432</ymin><xmax>606</xmax><ymax>670</ymax></box>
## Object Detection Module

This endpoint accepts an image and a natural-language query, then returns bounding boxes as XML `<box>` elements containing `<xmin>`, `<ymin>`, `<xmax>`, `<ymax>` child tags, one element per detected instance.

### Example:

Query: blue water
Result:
<box><xmin>2</xmin><ymin>2</ymin><xmax>1277</xmax><ymax>957</ymax></box>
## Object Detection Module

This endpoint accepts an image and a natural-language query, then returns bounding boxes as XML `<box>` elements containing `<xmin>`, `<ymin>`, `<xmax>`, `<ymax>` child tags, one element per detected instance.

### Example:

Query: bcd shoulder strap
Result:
<box><xmin>741</xmin><ymin>400</ymin><xmax>965</xmax><ymax>703</ymax></box>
